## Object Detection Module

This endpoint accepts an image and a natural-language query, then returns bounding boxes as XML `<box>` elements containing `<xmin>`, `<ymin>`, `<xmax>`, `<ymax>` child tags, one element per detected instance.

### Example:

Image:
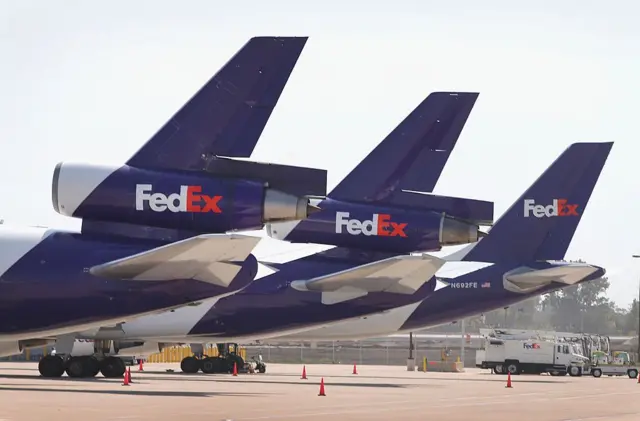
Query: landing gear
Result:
<box><xmin>99</xmin><ymin>356</ymin><xmax>126</xmax><ymax>378</ymax></box>
<box><xmin>39</xmin><ymin>355</ymin><xmax>65</xmax><ymax>378</ymax></box>
<box><xmin>64</xmin><ymin>356</ymin><xmax>101</xmax><ymax>378</ymax></box>
<box><xmin>41</xmin><ymin>355</ymin><xmax>114</xmax><ymax>378</ymax></box>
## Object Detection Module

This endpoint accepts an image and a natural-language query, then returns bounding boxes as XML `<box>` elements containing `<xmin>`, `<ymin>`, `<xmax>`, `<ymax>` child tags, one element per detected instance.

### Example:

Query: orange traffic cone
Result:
<box><xmin>301</xmin><ymin>365</ymin><xmax>307</xmax><ymax>380</ymax></box>
<box><xmin>318</xmin><ymin>377</ymin><xmax>326</xmax><ymax>396</ymax></box>
<box><xmin>505</xmin><ymin>372</ymin><xmax>513</xmax><ymax>388</ymax></box>
<box><xmin>122</xmin><ymin>369</ymin><xmax>130</xmax><ymax>386</ymax></box>
<box><xmin>352</xmin><ymin>363</ymin><xmax>358</xmax><ymax>375</ymax></box>
<box><xmin>138</xmin><ymin>359</ymin><xmax>144</xmax><ymax>371</ymax></box>
<box><xmin>232</xmin><ymin>362</ymin><xmax>238</xmax><ymax>376</ymax></box>
<box><xmin>127</xmin><ymin>367</ymin><xmax>133</xmax><ymax>384</ymax></box>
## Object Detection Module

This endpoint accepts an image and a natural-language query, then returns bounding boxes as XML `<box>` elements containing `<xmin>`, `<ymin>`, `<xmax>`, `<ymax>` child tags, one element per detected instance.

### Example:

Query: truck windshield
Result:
<box><xmin>563</xmin><ymin>345</ymin><xmax>569</xmax><ymax>354</ymax></box>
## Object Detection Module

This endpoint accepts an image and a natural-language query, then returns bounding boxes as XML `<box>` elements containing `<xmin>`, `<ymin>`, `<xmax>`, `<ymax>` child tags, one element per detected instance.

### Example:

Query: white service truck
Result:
<box><xmin>476</xmin><ymin>337</ymin><xmax>589</xmax><ymax>376</ymax></box>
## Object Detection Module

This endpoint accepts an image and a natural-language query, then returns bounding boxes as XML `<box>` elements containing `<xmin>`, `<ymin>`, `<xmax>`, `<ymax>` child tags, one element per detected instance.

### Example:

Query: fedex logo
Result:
<box><xmin>335</xmin><ymin>212</ymin><xmax>407</xmax><ymax>237</ymax></box>
<box><xmin>523</xmin><ymin>199</ymin><xmax>579</xmax><ymax>218</ymax></box>
<box><xmin>135</xmin><ymin>184</ymin><xmax>222</xmax><ymax>213</ymax></box>
<box><xmin>523</xmin><ymin>342</ymin><xmax>541</xmax><ymax>349</ymax></box>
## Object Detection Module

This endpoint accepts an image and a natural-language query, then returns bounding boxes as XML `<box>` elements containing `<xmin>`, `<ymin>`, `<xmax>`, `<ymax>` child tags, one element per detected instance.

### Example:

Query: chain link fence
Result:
<box><xmin>244</xmin><ymin>339</ymin><xmax>478</xmax><ymax>367</ymax></box>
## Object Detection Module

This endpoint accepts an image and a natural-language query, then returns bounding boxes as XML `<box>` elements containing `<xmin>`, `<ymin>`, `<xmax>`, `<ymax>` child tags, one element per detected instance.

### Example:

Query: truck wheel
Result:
<box><xmin>628</xmin><ymin>369</ymin><xmax>638</xmax><ymax>379</ymax></box>
<box><xmin>495</xmin><ymin>364</ymin><xmax>505</xmax><ymax>375</ymax></box>
<box><xmin>507</xmin><ymin>363</ymin><xmax>519</xmax><ymax>375</ymax></box>
<box><xmin>568</xmin><ymin>366</ymin><xmax>581</xmax><ymax>377</ymax></box>
<box><xmin>592</xmin><ymin>368</ymin><xmax>602</xmax><ymax>378</ymax></box>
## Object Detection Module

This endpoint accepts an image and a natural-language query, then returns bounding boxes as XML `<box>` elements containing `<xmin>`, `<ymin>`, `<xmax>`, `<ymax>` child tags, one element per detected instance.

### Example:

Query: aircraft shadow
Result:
<box><xmin>0</xmin><ymin>386</ymin><xmax>266</xmax><ymax>397</ymax></box>
<box><xmin>260</xmin><ymin>373</ymin><xmax>569</xmax><ymax>384</ymax></box>
<box><xmin>213</xmin><ymin>378</ymin><xmax>409</xmax><ymax>388</ymax></box>
<box><xmin>0</xmin><ymin>373</ymin><xmax>117</xmax><ymax>383</ymax></box>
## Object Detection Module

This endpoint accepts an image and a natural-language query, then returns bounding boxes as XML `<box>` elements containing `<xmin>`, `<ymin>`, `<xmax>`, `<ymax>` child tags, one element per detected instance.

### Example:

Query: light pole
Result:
<box><xmin>631</xmin><ymin>255</ymin><xmax>640</xmax><ymax>362</ymax></box>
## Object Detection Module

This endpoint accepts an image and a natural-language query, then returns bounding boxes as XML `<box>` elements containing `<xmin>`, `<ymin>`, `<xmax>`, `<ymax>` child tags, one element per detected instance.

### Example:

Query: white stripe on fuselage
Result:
<box><xmin>0</xmin><ymin>225</ymin><xmax>58</xmax><ymax>277</ymax></box>
<box><xmin>268</xmin><ymin>300</ymin><xmax>423</xmax><ymax>341</ymax></box>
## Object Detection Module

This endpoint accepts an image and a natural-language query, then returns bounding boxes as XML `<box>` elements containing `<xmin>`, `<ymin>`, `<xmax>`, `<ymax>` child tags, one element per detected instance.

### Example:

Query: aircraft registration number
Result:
<box><xmin>451</xmin><ymin>282</ymin><xmax>478</xmax><ymax>289</ymax></box>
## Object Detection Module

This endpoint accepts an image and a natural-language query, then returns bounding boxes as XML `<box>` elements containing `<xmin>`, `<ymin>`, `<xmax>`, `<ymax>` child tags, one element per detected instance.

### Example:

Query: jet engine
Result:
<box><xmin>51</xmin><ymin>162</ymin><xmax>321</xmax><ymax>232</ymax></box>
<box><xmin>267</xmin><ymin>197</ymin><xmax>485</xmax><ymax>254</ymax></box>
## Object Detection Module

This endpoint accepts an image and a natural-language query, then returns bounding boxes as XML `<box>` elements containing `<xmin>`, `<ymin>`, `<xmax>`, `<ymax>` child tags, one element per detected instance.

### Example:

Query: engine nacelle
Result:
<box><xmin>52</xmin><ymin>162</ymin><xmax>320</xmax><ymax>233</ymax></box>
<box><xmin>266</xmin><ymin>197</ymin><xmax>485</xmax><ymax>254</ymax></box>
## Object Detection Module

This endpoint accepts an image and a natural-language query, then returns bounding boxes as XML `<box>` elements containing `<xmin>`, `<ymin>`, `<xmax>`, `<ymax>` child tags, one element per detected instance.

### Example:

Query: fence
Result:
<box><xmin>242</xmin><ymin>342</ymin><xmax>478</xmax><ymax>367</ymax></box>
<box><xmin>1</xmin><ymin>338</ymin><xmax>478</xmax><ymax>367</ymax></box>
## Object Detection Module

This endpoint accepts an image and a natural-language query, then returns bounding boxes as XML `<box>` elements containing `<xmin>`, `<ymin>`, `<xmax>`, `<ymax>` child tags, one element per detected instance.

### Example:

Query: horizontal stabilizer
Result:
<box><xmin>392</xmin><ymin>191</ymin><xmax>494</xmax><ymax>226</ymax></box>
<box><xmin>290</xmin><ymin>254</ymin><xmax>445</xmax><ymax>303</ymax></box>
<box><xmin>202</xmin><ymin>157</ymin><xmax>327</xmax><ymax>197</ymax></box>
<box><xmin>90</xmin><ymin>234</ymin><xmax>261</xmax><ymax>287</ymax></box>
<box><xmin>503</xmin><ymin>264</ymin><xmax>604</xmax><ymax>294</ymax></box>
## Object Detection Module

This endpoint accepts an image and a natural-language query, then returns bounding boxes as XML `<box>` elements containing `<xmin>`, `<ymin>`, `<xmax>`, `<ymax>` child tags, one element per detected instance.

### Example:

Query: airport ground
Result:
<box><xmin>0</xmin><ymin>362</ymin><xmax>639</xmax><ymax>421</ymax></box>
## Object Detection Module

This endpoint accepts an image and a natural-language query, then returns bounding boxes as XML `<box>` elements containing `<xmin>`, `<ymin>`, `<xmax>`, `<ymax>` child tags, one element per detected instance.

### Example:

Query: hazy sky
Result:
<box><xmin>2</xmin><ymin>1</ymin><xmax>639</xmax><ymax>307</ymax></box>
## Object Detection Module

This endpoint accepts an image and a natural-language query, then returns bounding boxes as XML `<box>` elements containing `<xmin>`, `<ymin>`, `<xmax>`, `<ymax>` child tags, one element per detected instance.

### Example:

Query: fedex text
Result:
<box><xmin>523</xmin><ymin>199</ymin><xmax>579</xmax><ymax>218</ymax></box>
<box><xmin>135</xmin><ymin>184</ymin><xmax>222</xmax><ymax>213</ymax></box>
<box><xmin>335</xmin><ymin>212</ymin><xmax>407</xmax><ymax>237</ymax></box>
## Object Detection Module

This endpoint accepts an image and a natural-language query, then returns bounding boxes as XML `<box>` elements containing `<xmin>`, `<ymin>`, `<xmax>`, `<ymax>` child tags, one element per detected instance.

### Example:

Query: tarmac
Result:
<box><xmin>0</xmin><ymin>362</ymin><xmax>639</xmax><ymax>421</ymax></box>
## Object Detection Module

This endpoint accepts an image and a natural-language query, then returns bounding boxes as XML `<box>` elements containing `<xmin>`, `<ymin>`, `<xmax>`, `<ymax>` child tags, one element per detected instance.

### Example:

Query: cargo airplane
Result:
<box><xmin>273</xmin><ymin>142</ymin><xmax>612</xmax><ymax>342</ymax></box>
<box><xmin>0</xmin><ymin>36</ymin><xmax>328</xmax><ymax>378</ymax></box>
<box><xmin>56</xmin><ymin>90</ymin><xmax>497</xmax><ymax>377</ymax></box>
<box><xmin>64</xmin><ymin>141</ymin><xmax>610</xmax><ymax>377</ymax></box>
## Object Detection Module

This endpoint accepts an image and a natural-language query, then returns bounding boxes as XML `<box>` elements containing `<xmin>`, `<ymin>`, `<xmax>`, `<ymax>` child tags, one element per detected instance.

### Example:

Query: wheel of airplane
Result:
<box><xmin>180</xmin><ymin>356</ymin><xmax>201</xmax><ymax>374</ymax></box>
<box><xmin>99</xmin><ymin>356</ymin><xmax>126</xmax><ymax>378</ymax></box>
<box><xmin>85</xmin><ymin>357</ymin><xmax>100</xmax><ymax>377</ymax></box>
<box><xmin>39</xmin><ymin>355</ymin><xmax>65</xmax><ymax>378</ymax></box>
<box><xmin>65</xmin><ymin>357</ymin><xmax>86</xmax><ymax>378</ymax></box>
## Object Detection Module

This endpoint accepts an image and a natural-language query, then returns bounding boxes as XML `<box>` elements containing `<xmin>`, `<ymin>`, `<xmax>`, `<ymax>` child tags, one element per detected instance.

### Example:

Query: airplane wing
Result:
<box><xmin>290</xmin><ymin>254</ymin><xmax>445</xmax><ymax>305</ymax></box>
<box><xmin>89</xmin><ymin>234</ymin><xmax>261</xmax><ymax>287</ymax></box>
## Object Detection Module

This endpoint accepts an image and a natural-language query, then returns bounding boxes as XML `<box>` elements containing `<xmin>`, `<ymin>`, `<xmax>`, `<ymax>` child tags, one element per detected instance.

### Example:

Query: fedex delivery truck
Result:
<box><xmin>476</xmin><ymin>337</ymin><xmax>589</xmax><ymax>376</ymax></box>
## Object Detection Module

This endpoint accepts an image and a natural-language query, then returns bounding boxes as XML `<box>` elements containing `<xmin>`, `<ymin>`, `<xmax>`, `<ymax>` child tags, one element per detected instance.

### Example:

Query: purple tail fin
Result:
<box><xmin>330</xmin><ymin>92</ymin><xmax>476</xmax><ymax>201</ymax></box>
<box><xmin>327</xmin><ymin>92</ymin><xmax>492</xmax><ymax>224</ymax></box>
<box><xmin>126</xmin><ymin>36</ymin><xmax>308</xmax><ymax>171</ymax></box>
<box><xmin>461</xmin><ymin>142</ymin><xmax>613</xmax><ymax>264</ymax></box>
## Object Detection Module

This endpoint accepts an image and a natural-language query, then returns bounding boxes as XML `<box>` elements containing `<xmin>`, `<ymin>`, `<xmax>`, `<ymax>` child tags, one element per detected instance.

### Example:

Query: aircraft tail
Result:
<box><xmin>454</xmin><ymin>142</ymin><xmax>613</xmax><ymax>264</ymax></box>
<box><xmin>328</xmin><ymin>92</ymin><xmax>492</xmax><ymax>225</ymax></box>
<box><xmin>126</xmin><ymin>36</ymin><xmax>308</xmax><ymax>170</ymax></box>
